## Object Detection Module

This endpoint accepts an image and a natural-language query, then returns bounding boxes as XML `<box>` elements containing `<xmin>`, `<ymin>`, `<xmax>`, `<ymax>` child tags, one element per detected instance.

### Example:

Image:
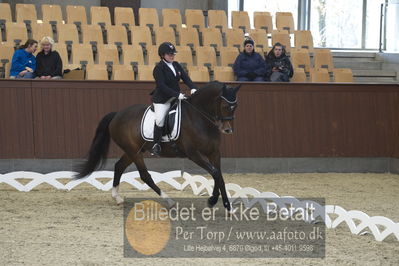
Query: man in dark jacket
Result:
<box><xmin>150</xmin><ymin>42</ymin><xmax>197</xmax><ymax>156</ymax></box>
<box><xmin>35</xmin><ymin>37</ymin><xmax>63</xmax><ymax>79</ymax></box>
<box><xmin>265</xmin><ymin>42</ymin><xmax>293</xmax><ymax>82</ymax></box>
<box><xmin>233</xmin><ymin>38</ymin><xmax>266</xmax><ymax>81</ymax></box>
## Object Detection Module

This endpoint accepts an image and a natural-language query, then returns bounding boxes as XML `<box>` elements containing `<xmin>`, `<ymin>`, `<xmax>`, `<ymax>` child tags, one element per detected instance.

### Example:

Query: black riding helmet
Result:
<box><xmin>158</xmin><ymin>42</ymin><xmax>177</xmax><ymax>57</ymax></box>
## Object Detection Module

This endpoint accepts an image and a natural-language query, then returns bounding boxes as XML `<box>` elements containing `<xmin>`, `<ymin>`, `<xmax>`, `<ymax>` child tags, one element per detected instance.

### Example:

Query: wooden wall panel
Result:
<box><xmin>1</xmin><ymin>80</ymin><xmax>398</xmax><ymax>159</ymax></box>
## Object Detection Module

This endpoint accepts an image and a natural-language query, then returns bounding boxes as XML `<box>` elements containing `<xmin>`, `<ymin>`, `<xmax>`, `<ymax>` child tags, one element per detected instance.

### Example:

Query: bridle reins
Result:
<box><xmin>183</xmin><ymin>96</ymin><xmax>237</xmax><ymax>127</ymax></box>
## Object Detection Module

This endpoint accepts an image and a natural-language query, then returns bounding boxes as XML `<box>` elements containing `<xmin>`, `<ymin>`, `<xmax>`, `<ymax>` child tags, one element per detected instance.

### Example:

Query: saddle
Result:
<box><xmin>141</xmin><ymin>99</ymin><xmax>182</xmax><ymax>142</ymax></box>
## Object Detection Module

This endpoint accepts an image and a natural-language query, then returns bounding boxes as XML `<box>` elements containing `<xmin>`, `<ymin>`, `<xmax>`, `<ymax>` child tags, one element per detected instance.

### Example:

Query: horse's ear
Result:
<box><xmin>234</xmin><ymin>84</ymin><xmax>241</xmax><ymax>93</ymax></box>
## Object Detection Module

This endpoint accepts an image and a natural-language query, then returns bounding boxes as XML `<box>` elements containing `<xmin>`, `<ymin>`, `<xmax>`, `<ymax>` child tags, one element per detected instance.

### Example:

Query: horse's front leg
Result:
<box><xmin>207</xmin><ymin>151</ymin><xmax>222</xmax><ymax>208</ymax></box>
<box><xmin>187</xmin><ymin>150</ymin><xmax>232</xmax><ymax>212</ymax></box>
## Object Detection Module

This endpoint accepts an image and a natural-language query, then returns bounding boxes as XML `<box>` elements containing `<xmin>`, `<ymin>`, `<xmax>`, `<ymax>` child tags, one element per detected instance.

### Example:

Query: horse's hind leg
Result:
<box><xmin>111</xmin><ymin>153</ymin><xmax>133</xmax><ymax>205</ymax></box>
<box><xmin>133</xmin><ymin>154</ymin><xmax>176</xmax><ymax>208</ymax></box>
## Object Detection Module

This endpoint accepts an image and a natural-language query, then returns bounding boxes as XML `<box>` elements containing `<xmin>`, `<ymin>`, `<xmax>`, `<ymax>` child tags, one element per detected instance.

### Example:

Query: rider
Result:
<box><xmin>150</xmin><ymin>42</ymin><xmax>197</xmax><ymax>156</ymax></box>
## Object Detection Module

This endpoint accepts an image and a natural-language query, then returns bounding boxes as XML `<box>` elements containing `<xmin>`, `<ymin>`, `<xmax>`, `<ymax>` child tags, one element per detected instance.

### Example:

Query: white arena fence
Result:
<box><xmin>0</xmin><ymin>170</ymin><xmax>398</xmax><ymax>242</ymax></box>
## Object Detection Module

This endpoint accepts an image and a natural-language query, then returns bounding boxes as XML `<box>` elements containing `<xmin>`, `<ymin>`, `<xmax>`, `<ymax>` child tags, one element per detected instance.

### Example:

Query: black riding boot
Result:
<box><xmin>150</xmin><ymin>124</ymin><xmax>163</xmax><ymax>156</ymax></box>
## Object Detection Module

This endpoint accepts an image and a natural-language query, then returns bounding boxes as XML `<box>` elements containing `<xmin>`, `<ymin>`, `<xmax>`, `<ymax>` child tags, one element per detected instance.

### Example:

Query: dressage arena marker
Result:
<box><xmin>1</xmin><ymin>170</ymin><xmax>398</xmax><ymax>242</ymax></box>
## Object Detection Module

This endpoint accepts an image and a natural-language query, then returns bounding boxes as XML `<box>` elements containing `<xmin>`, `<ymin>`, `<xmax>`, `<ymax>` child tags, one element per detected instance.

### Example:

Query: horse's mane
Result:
<box><xmin>189</xmin><ymin>81</ymin><xmax>224</xmax><ymax>105</ymax></box>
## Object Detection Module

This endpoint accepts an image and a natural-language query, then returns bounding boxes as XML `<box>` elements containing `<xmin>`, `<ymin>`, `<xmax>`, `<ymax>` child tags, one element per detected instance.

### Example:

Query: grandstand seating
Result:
<box><xmin>97</xmin><ymin>44</ymin><xmax>119</xmax><ymax>65</ymax></box>
<box><xmin>5</xmin><ymin>22</ymin><xmax>28</xmax><ymax>47</ymax></box>
<box><xmin>31</xmin><ymin>23</ymin><xmax>53</xmax><ymax>42</ymax></box>
<box><xmin>57</xmin><ymin>24</ymin><xmax>79</xmax><ymax>45</ymax></box>
<box><xmin>294</xmin><ymin>30</ymin><xmax>314</xmax><ymax>52</ymax></box>
<box><xmin>185</xmin><ymin>9</ymin><xmax>205</xmax><ymax>32</ymax></box>
<box><xmin>146</xmin><ymin>45</ymin><xmax>160</xmax><ymax>65</ymax></box>
<box><xmin>202</xmin><ymin>28</ymin><xmax>223</xmax><ymax>52</ymax></box>
<box><xmin>174</xmin><ymin>45</ymin><xmax>193</xmax><ymax>67</ymax></box>
<box><xmin>42</xmin><ymin>4</ymin><xmax>63</xmax><ymax>25</ymax></box>
<box><xmin>291</xmin><ymin>48</ymin><xmax>311</xmax><ymax>72</ymax></box>
<box><xmin>213</xmin><ymin>66</ymin><xmax>235</xmax><ymax>81</ymax></box>
<box><xmin>314</xmin><ymin>49</ymin><xmax>334</xmax><ymax>71</ymax></box>
<box><xmin>16</xmin><ymin>4</ymin><xmax>37</xmax><ymax>25</ymax></box>
<box><xmin>130</xmin><ymin>26</ymin><xmax>153</xmax><ymax>48</ymax></box>
<box><xmin>53</xmin><ymin>43</ymin><xmax>69</xmax><ymax>65</ymax></box>
<box><xmin>113</xmin><ymin>68</ymin><xmax>135</xmax><ymax>80</ymax></box>
<box><xmin>248</xmin><ymin>29</ymin><xmax>269</xmax><ymax>51</ymax></box>
<box><xmin>137</xmin><ymin>65</ymin><xmax>155</xmax><ymax>80</ymax></box>
<box><xmin>254</xmin><ymin>12</ymin><xmax>273</xmax><ymax>33</ymax></box>
<box><xmin>231</xmin><ymin>11</ymin><xmax>250</xmax><ymax>32</ymax></box>
<box><xmin>196</xmin><ymin>46</ymin><xmax>217</xmax><ymax>70</ymax></box>
<box><xmin>271</xmin><ymin>31</ymin><xmax>291</xmax><ymax>53</ymax></box>
<box><xmin>187</xmin><ymin>66</ymin><xmax>210</xmax><ymax>82</ymax></box>
<box><xmin>81</xmin><ymin>24</ymin><xmax>103</xmax><ymax>45</ymax></box>
<box><xmin>226</xmin><ymin>28</ymin><xmax>244</xmax><ymax>50</ymax></box>
<box><xmin>219</xmin><ymin>46</ymin><xmax>240</xmax><ymax>67</ymax></box>
<box><xmin>106</xmin><ymin>25</ymin><xmax>128</xmax><ymax>45</ymax></box>
<box><xmin>310</xmin><ymin>68</ymin><xmax>330</xmax><ymax>82</ymax></box>
<box><xmin>66</xmin><ymin>5</ymin><xmax>87</xmax><ymax>25</ymax></box>
<box><xmin>333</xmin><ymin>68</ymin><xmax>354</xmax><ymax>82</ymax></box>
<box><xmin>90</xmin><ymin>6</ymin><xmax>112</xmax><ymax>27</ymax></box>
<box><xmin>154</xmin><ymin>26</ymin><xmax>176</xmax><ymax>45</ymax></box>
<box><xmin>86</xmin><ymin>68</ymin><xmax>108</xmax><ymax>80</ymax></box>
<box><xmin>290</xmin><ymin>68</ymin><xmax>307</xmax><ymax>82</ymax></box>
<box><xmin>139</xmin><ymin>8</ymin><xmax>159</xmax><ymax>29</ymax></box>
<box><xmin>179</xmin><ymin>27</ymin><xmax>200</xmax><ymax>50</ymax></box>
<box><xmin>162</xmin><ymin>9</ymin><xmax>182</xmax><ymax>33</ymax></box>
<box><xmin>0</xmin><ymin>43</ymin><xmax>14</xmax><ymax>78</ymax></box>
<box><xmin>122</xmin><ymin>45</ymin><xmax>145</xmax><ymax>66</ymax></box>
<box><xmin>71</xmin><ymin>43</ymin><xmax>94</xmax><ymax>65</ymax></box>
<box><xmin>114</xmin><ymin>7</ymin><xmax>135</xmax><ymax>28</ymax></box>
<box><xmin>208</xmin><ymin>10</ymin><xmax>228</xmax><ymax>33</ymax></box>
<box><xmin>276</xmin><ymin>12</ymin><xmax>295</xmax><ymax>33</ymax></box>
<box><xmin>0</xmin><ymin>3</ymin><xmax>12</xmax><ymax>25</ymax></box>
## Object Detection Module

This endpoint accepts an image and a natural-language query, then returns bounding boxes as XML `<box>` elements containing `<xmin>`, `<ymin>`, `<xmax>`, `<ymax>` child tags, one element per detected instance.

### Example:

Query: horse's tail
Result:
<box><xmin>74</xmin><ymin>112</ymin><xmax>117</xmax><ymax>179</ymax></box>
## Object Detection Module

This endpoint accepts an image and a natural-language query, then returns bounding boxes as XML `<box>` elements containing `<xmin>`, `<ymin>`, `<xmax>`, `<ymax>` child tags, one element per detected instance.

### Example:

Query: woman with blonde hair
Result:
<box><xmin>35</xmin><ymin>36</ymin><xmax>63</xmax><ymax>79</ymax></box>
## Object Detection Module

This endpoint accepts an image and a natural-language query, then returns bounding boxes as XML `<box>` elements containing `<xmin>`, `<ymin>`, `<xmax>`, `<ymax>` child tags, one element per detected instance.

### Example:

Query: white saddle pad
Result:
<box><xmin>140</xmin><ymin>101</ymin><xmax>182</xmax><ymax>142</ymax></box>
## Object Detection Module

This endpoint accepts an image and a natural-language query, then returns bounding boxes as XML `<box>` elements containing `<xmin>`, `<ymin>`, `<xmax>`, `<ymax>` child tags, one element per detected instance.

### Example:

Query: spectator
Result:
<box><xmin>10</xmin><ymin>39</ymin><xmax>38</xmax><ymax>79</ymax></box>
<box><xmin>35</xmin><ymin>36</ymin><xmax>63</xmax><ymax>79</ymax></box>
<box><xmin>233</xmin><ymin>38</ymin><xmax>266</xmax><ymax>81</ymax></box>
<box><xmin>265</xmin><ymin>42</ymin><xmax>294</xmax><ymax>82</ymax></box>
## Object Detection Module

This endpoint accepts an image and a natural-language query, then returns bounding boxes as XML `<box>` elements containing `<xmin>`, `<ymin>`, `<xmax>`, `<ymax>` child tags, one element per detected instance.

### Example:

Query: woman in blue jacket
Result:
<box><xmin>233</xmin><ymin>38</ymin><xmax>266</xmax><ymax>81</ymax></box>
<box><xmin>10</xmin><ymin>39</ymin><xmax>38</xmax><ymax>79</ymax></box>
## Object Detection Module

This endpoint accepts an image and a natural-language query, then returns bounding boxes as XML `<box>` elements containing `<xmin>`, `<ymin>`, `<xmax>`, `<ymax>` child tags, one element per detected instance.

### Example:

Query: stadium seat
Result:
<box><xmin>226</xmin><ymin>28</ymin><xmax>244</xmax><ymax>50</ymax></box>
<box><xmin>179</xmin><ymin>27</ymin><xmax>200</xmax><ymax>51</ymax></box>
<box><xmin>139</xmin><ymin>8</ymin><xmax>159</xmax><ymax>30</ymax></box>
<box><xmin>248</xmin><ymin>29</ymin><xmax>269</xmax><ymax>51</ymax></box>
<box><xmin>97</xmin><ymin>44</ymin><xmax>120</xmax><ymax>65</ymax></box>
<box><xmin>0</xmin><ymin>3</ymin><xmax>12</xmax><ymax>35</ymax></box>
<box><xmin>219</xmin><ymin>46</ymin><xmax>239</xmax><ymax>67</ymax></box>
<box><xmin>310</xmin><ymin>68</ymin><xmax>330</xmax><ymax>82</ymax></box>
<box><xmin>196</xmin><ymin>46</ymin><xmax>217</xmax><ymax>70</ymax></box>
<box><xmin>174</xmin><ymin>45</ymin><xmax>193</xmax><ymax>68</ymax></box>
<box><xmin>90</xmin><ymin>6</ymin><xmax>111</xmax><ymax>27</ymax></box>
<box><xmin>294</xmin><ymin>30</ymin><xmax>314</xmax><ymax>52</ymax></box>
<box><xmin>86</xmin><ymin>69</ymin><xmax>109</xmax><ymax>80</ymax></box>
<box><xmin>162</xmin><ymin>9</ymin><xmax>182</xmax><ymax>33</ymax></box>
<box><xmin>137</xmin><ymin>65</ymin><xmax>155</xmax><ymax>81</ymax></box>
<box><xmin>187</xmin><ymin>66</ymin><xmax>210</xmax><ymax>82</ymax></box>
<box><xmin>185</xmin><ymin>9</ymin><xmax>205</xmax><ymax>31</ymax></box>
<box><xmin>271</xmin><ymin>32</ymin><xmax>291</xmax><ymax>53</ymax></box>
<box><xmin>66</xmin><ymin>5</ymin><xmax>87</xmax><ymax>26</ymax></box>
<box><xmin>0</xmin><ymin>43</ymin><xmax>14</xmax><ymax>78</ymax></box>
<box><xmin>113</xmin><ymin>68</ymin><xmax>135</xmax><ymax>80</ymax></box>
<box><xmin>57</xmin><ymin>24</ymin><xmax>79</xmax><ymax>46</ymax></box>
<box><xmin>276</xmin><ymin>12</ymin><xmax>295</xmax><ymax>33</ymax></box>
<box><xmin>31</xmin><ymin>23</ymin><xmax>53</xmax><ymax>42</ymax></box>
<box><xmin>42</xmin><ymin>4</ymin><xmax>63</xmax><ymax>25</ymax></box>
<box><xmin>71</xmin><ymin>43</ymin><xmax>94</xmax><ymax>66</ymax></box>
<box><xmin>106</xmin><ymin>25</ymin><xmax>128</xmax><ymax>46</ymax></box>
<box><xmin>255</xmin><ymin>47</ymin><xmax>266</xmax><ymax>58</ymax></box>
<box><xmin>314</xmin><ymin>49</ymin><xmax>334</xmax><ymax>72</ymax></box>
<box><xmin>146</xmin><ymin>45</ymin><xmax>159</xmax><ymax>65</ymax></box>
<box><xmin>208</xmin><ymin>10</ymin><xmax>228</xmax><ymax>33</ymax></box>
<box><xmin>16</xmin><ymin>4</ymin><xmax>37</xmax><ymax>25</ymax></box>
<box><xmin>86</xmin><ymin>64</ymin><xmax>107</xmax><ymax>71</ymax></box>
<box><xmin>130</xmin><ymin>26</ymin><xmax>153</xmax><ymax>49</ymax></box>
<box><xmin>254</xmin><ymin>12</ymin><xmax>273</xmax><ymax>34</ymax></box>
<box><xmin>122</xmin><ymin>45</ymin><xmax>144</xmax><ymax>67</ymax></box>
<box><xmin>202</xmin><ymin>28</ymin><xmax>223</xmax><ymax>52</ymax></box>
<box><xmin>290</xmin><ymin>68</ymin><xmax>307</xmax><ymax>82</ymax></box>
<box><xmin>5</xmin><ymin>22</ymin><xmax>28</xmax><ymax>47</ymax></box>
<box><xmin>81</xmin><ymin>24</ymin><xmax>103</xmax><ymax>45</ymax></box>
<box><xmin>231</xmin><ymin>11</ymin><xmax>250</xmax><ymax>32</ymax></box>
<box><xmin>154</xmin><ymin>26</ymin><xmax>176</xmax><ymax>45</ymax></box>
<box><xmin>114</xmin><ymin>7</ymin><xmax>135</xmax><ymax>28</ymax></box>
<box><xmin>333</xmin><ymin>68</ymin><xmax>354</xmax><ymax>82</ymax></box>
<box><xmin>213</xmin><ymin>66</ymin><xmax>235</xmax><ymax>81</ymax></box>
<box><xmin>291</xmin><ymin>48</ymin><xmax>311</xmax><ymax>72</ymax></box>
<box><xmin>53</xmin><ymin>43</ymin><xmax>69</xmax><ymax>65</ymax></box>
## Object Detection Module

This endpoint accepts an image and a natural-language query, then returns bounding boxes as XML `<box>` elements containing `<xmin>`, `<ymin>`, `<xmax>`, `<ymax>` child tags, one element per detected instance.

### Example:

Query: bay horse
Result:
<box><xmin>75</xmin><ymin>81</ymin><xmax>240</xmax><ymax>212</ymax></box>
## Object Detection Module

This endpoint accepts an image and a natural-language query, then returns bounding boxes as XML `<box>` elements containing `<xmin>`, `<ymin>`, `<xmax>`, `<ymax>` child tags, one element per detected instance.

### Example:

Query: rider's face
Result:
<box><xmin>163</xmin><ymin>53</ymin><xmax>175</xmax><ymax>63</ymax></box>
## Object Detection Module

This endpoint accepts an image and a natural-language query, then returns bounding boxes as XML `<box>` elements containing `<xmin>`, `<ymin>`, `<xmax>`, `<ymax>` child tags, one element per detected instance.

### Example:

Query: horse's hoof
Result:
<box><xmin>207</xmin><ymin>196</ymin><xmax>219</xmax><ymax>208</ymax></box>
<box><xmin>113</xmin><ymin>196</ymin><xmax>124</xmax><ymax>205</ymax></box>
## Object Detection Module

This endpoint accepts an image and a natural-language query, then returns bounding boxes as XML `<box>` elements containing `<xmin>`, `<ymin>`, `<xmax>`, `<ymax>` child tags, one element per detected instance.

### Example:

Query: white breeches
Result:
<box><xmin>153</xmin><ymin>98</ymin><xmax>174</xmax><ymax>127</ymax></box>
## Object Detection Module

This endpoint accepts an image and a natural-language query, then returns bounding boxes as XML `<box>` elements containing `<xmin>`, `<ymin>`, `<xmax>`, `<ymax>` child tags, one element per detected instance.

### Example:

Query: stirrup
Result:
<box><xmin>150</xmin><ymin>143</ymin><xmax>161</xmax><ymax>156</ymax></box>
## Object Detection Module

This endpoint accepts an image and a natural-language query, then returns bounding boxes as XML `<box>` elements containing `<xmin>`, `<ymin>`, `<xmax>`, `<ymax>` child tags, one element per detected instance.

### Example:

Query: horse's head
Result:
<box><xmin>218</xmin><ymin>84</ymin><xmax>241</xmax><ymax>134</ymax></box>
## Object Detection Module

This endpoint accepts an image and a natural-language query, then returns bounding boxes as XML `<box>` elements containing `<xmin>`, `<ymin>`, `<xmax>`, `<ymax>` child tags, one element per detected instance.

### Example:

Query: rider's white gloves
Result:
<box><xmin>191</xmin><ymin>89</ymin><xmax>197</xmax><ymax>95</ymax></box>
<box><xmin>178</xmin><ymin>93</ymin><xmax>187</xmax><ymax>100</ymax></box>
